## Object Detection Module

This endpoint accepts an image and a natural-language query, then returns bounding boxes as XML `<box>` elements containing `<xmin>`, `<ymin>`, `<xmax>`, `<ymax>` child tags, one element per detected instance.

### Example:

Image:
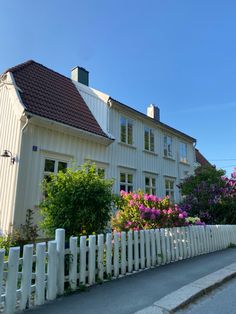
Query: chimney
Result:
<box><xmin>147</xmin><ymin>104</ymin><xmax>160</xmax><ymax>121</ymax></box>
<box><xmin>71</xmin><ymin>66</ymin><xmax>89</xmax><ymax>86</ymax></box>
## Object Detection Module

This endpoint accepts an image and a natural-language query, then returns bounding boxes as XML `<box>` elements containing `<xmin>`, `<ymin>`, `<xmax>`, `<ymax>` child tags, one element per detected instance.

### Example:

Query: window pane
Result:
<box><xmin>150</xmin><ymin>130</ymin><xmax>154</xmax><ymax>152</ymax></box>
<box><xmin>165</xmin><ymin>180</ymin><xmax>169</xmax><ymax>189</ymax></box>
<box><xmin>144</xmin><ymin>129</ymin><xmax>149</xmax><ymax>150</ymax></box>
<box><xmin>164</xmin><ymin>148</ymin><xmax>168</xmax><ymax>157</ymax></box>
<box><xmin>120</xmin><ymin>184</ymin><xmax>126</xmax><ymax>191</ymax></box>
<box><xmin>152</xmin><ymin>178</ymin><xmax>156</xmax><ymax>187</ymax></box>
<box><xmin>58</xmin><ymin>161</ymin><xmax>67</xmax><ymax>173</ymax></box>
<box><xmin>127</xmin><ymin>122</ymin><xmax>133</xmax><ymax>145</ymax></box>
<box><xmin>145</xmin><ymin>187</ymin><xmax>150</xmax><ymax>194</ymax></box>
<box><xmin>145</xmin><ymin>177</ymin><xmax>150</xmax><ymax>186</ymax></box>
<box><xmin>170</xmin><ymin>181</ymin><xmax>174</xmax><ymax>189</ymax></box>
<box><xmin>120</xmin><ymin>173</ymin><xmax>126</xmax><ymax>183</ymax></box>
<box><xmin>44</xmin><ymin>174</ymin><xmax>52</xmax><ymax>183</ymax></box>
<box><xmin>152</xmin><ymin>188</ymin><xmax>156</xmax><ymax>195</ymax></box>
<box><xmin>127</xmin><ymin>186</ymin><xmax>133</xmax><ymax>193</ymax></box>
<box><xmin>44</xmin><ymin>159</ymin><xmax>55</xmax><ymax>172</ymax></box>
<box><xmin>97</xmin><ymin>168</ymin><xmax>105</xmax><ymax>179</ymax></box>
<box><xmin>128</xmin><ymin>174</ymin><xmax>133</xmax><ymax>184</ymax></box>
<box><xmin>121</xmin><ymin>125</ymin><xmax>126</xmax><ymax>143</ymax></box>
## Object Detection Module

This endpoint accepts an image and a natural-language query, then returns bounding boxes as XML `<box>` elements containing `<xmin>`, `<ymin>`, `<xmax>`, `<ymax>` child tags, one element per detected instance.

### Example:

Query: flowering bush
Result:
<box><xmin>112</xmin><ymin>191</ymin><xmax>203</xmax><ymax>232</ymax></box>
<box><xmin>179</xmin><ymin>166</ymin><xmax>236</xmax><ymax>224</ymax></box>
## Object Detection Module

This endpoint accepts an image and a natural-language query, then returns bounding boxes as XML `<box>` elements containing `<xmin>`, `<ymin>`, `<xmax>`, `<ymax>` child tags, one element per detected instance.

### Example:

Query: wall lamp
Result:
<box><xmin>0</xmin><ymin>150</ymin><xmax>16</xmax><ymax>164</ymax></box>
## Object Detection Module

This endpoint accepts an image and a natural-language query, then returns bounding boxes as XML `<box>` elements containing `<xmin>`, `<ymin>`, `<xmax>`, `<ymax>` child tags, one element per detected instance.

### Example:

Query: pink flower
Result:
<box><xmin>167</xmin><ymin>208</ymin><xmax>173</xmax><ymax>214</ymax></box>
<box><xmin>179</xmin><ymin>213</ymin><xmax>184</xmax><ymax>219</ymax></box>
<box><xmin>129</xmin><ymin>200</ymin><xmax>134</xmax><ymax>206</ymax></box>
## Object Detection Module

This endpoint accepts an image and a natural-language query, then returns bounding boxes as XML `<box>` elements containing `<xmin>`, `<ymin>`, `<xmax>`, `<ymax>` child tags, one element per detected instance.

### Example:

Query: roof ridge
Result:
<box><xmin>4</xmin><ymin>59</ymin><xmax>35</xmax><ymax>75</ymax></box>
<box><xmin>4</xmin><ymin>59</ymin><xmax>72</xmax><ymax>83</ymax></box>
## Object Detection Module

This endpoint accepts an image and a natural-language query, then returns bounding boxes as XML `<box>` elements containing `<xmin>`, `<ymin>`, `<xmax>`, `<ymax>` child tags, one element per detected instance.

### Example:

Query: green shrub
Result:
<box><xmin>39</xmin><ymin>162</ymin><xmax>114</xmax><ymax>238</ymax></box>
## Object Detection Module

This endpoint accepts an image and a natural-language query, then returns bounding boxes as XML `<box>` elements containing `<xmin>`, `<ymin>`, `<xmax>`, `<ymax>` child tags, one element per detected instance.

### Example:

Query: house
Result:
<box><xmin>0</xmin><ymin>60</ymin><xmax>196</xmax><ymax>233</ymax></box>
<box><xmin>195</xmin><ymin>148</ymin><xmax>212</xmax><ymax>167</ymax></box>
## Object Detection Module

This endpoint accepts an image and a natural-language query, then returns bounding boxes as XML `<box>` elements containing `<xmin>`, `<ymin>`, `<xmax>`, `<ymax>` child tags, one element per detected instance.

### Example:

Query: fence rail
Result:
<box><xmin>0</xmin><ymin>225</ymin><xmax>236</xmax><ymax>313</ymax></box>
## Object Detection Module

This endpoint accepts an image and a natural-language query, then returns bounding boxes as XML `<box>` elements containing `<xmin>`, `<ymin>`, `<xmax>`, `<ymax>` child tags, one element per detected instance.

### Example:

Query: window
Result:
<box><xmin>145</xmin><ymin>176</ymin><xmax>156</xmax><ymax>195</ymax></box>
<box><xmin>164</xmin><ymin>135</ymin><xmax>173</xmax><ymax>157</ymax></box>
<box><xmin>97</xmin><ymin>167</ymin><xmax>105</xmax><ymax>179</ymax></box>
<box><xmin>44</xmin><ymin>158</ymin><xmax>68</xmax><ymax>182</ymax></box>
<box><xmin>165</xmin><ymin>179</ymin><xmax>175</xmax><ymax>201</ymax></box>
<box><xmin>179</xmin><ymin>142</ymin><xmax>187</xmax><ymax>163</ymax></box>
<box><xmin>120</xmin><ymin>172</ymin><xmax>133</xmax><ymax>192</ymax></box>
<box><xmin>144</xmin><ymin>127</ymin><xmax>154</xmax><ymax>152</ymax></box>
<box><xmin>120</xmin><ymin>116</ymin><xmax>133</xmax><ymax>145</ymax></box>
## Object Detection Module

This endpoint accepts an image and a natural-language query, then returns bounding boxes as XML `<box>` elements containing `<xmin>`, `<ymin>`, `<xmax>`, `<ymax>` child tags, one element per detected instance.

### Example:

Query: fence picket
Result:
<box><xmin>150</xmin><ymin>229</ymin><xmax>156</xmax><ymax>266</ymax></box>
<box><xmin>69</xmin><ymin>237</ymin><xmax>78</xmax><ymax>291</ymax></box>
<box><xmin>145</xmin><ymin>230</ymin><xmax>151</xmax><ymax>268</ymax></box>
<box><xmin>88</xmin><ymin>235</ymin><xmax>96</xmax><ymax>285</ymax></box>
<box><xmin>160</xmin><ymin>228</ymin><xmax>166</xmax><ymax>264</ymax></box>
<box><xmin>79</xmin><ymin>236</ymin><xmax>87</xmax><ymax>285</ymax></box>
<box><xmin>0</xmin><ymin>249</ymin><xmax>5</xmax><ymax>300</ymax></box>
<box><xmin>47</xmin><ymin>241</ymin><xmax>57</xmax><ymax>301</ymax></box>
<box><xmin>155</xmin><ymin>229</ymin><xmax>162</xmax><ymax>265</ymax></box>
<box><xmin>35</xmin><ymin>243</ymin><xmax>46</xmax><ymax>306</ymax></box>
<box><xmin>140</xmin><ymin>230</ymin><xmax>145</xmax><ymax>268</ymax></box>
<box><xmin>113</xmin><ymin>233</ymin><xmax>119</xmax><ymax>277</ymax></box>
<box><xmin>20</xmin><ymin>244</ymin><xmax>34</xmax><ymax>310</ymax></box>
<box><xmin>128</xmin><ymin>231</ymin><xmax>133</xmax><ymax>273</ymax></box>
<box><xmin>121</xmin><ymin>232</ymin><xmax>127</xmax><ymax>275</ymax></box>
<box><xmin>134</xmin><ymin>231</ymin><xmax>139</xmax><ymax>270</ymax></box>
<box><xmin>5</xmin><ymin>247</ymin><xmax>20</xmax><ymax>314</ymax></box>
<box><xmin>97</xmin><ymin>234</ymin><xmax>104</xmax><ymax>281</ymax></box>
<box><xmin>106</xmin><ymin>233</ymin><xmax>112</xmax><ymax>277</ymax></box>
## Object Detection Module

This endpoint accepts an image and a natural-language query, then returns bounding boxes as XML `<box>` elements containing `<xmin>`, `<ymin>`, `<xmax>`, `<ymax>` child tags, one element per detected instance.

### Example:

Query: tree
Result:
<box><xmin>179</xmin><ymin>165</ymin><xmax>236</xmax><ymax>224</ymax></box>
<box><xmin>39</xmin><ymin>163</ymin><xmax>114</xmax><ymax>238</ymax></box>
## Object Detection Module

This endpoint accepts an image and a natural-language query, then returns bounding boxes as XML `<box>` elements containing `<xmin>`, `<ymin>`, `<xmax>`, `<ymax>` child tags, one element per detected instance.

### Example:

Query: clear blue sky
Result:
<box><xmin>1</xmin><ymin>1</ymin><xmax>236</xmax><ymax>175</ymax></box>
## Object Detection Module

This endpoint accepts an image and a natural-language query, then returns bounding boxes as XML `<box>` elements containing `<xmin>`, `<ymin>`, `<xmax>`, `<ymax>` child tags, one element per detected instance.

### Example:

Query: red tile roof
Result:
<box><xmin>195</xmin><ymin>149</ymin><xmax>211</xmax><ymax>166</ymax></box>
<box><xmin>4</xmin><ymin>60</ymin><xmax>108</xmax><ymax>138</ymax></box>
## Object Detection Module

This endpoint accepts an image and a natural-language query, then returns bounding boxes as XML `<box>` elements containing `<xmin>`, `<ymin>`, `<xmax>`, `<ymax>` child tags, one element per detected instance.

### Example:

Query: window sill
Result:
<box><xmin>143</xmin><ymin>150</ymin><xmax>158</xmax><ymax>156</ymax></box>
<box><xmin>179</xmin><ymin>161</ymin><xmax>190</xmax><ymax>166</ymax></box>
<box><xmin>118</xmin><ymin>142</ymin><xmax>137</xmax><ymax>150</ymax></box>
<box><xmin>163</xmin><ymin>155</ymin><xmax>175</xmax><ymax>161</ymax></box>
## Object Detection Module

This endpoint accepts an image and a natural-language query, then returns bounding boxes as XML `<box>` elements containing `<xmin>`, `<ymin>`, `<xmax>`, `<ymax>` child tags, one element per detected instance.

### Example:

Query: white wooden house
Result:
<box><xmin>0</xmin><ymin>60</ymin><xmax>196</xmax><ymax>233</ymax></box>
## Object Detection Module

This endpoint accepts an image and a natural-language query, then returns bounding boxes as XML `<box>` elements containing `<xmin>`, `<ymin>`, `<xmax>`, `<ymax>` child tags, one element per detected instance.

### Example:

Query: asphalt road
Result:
<box><xmin>25</xmin><ymin>249</ymin><xmax>236</xmax><ymax>314</ymax></box>
<box><xmin>177</xmin><ymin>277</ymin><xmax>236</xmax><ymax>314</ymax></box>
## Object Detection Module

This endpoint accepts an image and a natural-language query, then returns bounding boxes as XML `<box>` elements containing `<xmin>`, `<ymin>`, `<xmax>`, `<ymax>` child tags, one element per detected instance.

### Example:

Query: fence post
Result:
<box><xmin>20</xmin><ymin>244</ymin><xmax>34</xmax><ymax>310</ymax></box>
<box><xmin>5</xmin><ymin>247</ymin><xmax>20</xmax><ymax>314</ymax></box>
<box><xmin>97</xmin><ymin>234</ymin><xmax>104</xmax><ymax>281</ymax></box>
<box><xmin>55</xmin><ymin>229</ymin><xmax>65</xmax><ymax>295</ymax></box>
<box><xmin>113</xmin><ymin>233</ymin><xmax>119</xmax><ymax>278</ymax></box>
<box><xmin>35</xmin><ymin>242</ymin><xmax>46</xmax><ymax>306</ymax></box>
<box><xmin>69</xmin><ymin>236</ymin><xmax>78</xmax><ymax>291</ymax></box>
<box><xmin>88</xmin><ymin>235</ymin><xmax>96</xmax><ymax>285</ymax></box>
<box><xmin>128</xmin><ymin>231</ymin><xmax>133</xmax><ymax>273</ymax></box>
<box><xmin>145</xmin><ymin>230</ymin><xmax>151</xmax><ymax>268</ymax></box>
<box><xmin>47</xmin><ymin>241</ymin><xmax>57</xmax><ymax>301</ymax></box>
<box><xmin>160</xmin><ymin>228</ymin><xmax>167</xmax><ymax>264</ymax></box>
<box><xmin>0</xmin><ymin>249</ymin><xmax>5</xmax><ymax>301</ymax></box>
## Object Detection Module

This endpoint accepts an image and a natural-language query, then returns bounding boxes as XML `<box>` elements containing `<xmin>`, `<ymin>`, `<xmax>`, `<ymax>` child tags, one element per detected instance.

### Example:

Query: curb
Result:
<box><xmin>134</xmin><ymin>262</ymin><xmax>236</xmax><ymax>313</ymax></box>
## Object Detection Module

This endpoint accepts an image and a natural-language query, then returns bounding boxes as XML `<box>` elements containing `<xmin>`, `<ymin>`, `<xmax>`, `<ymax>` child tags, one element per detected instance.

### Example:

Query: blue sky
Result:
<box><xmin>1</xmin><ymin>1</ymin><xmax>236</xmax><ymax>175</ymax></box>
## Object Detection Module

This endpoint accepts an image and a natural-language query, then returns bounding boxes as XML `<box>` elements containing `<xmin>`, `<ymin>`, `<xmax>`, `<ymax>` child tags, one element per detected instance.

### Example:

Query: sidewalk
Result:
<box><xmin>25</xmin><ymin>248</ymin><xmax>236</xmax><ymax>314</ymax></box>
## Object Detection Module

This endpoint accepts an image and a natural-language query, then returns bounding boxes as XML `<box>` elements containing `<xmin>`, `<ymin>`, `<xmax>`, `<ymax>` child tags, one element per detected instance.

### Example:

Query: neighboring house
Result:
<box><xmin>0</xmin><ymin>60</ymin><xmax>197</xmax><ymax>233</ymax></box>
<box><xmin>195</xmin><ymin>148</ymin><xmax>212</xmax><ymax>167</ymax></box>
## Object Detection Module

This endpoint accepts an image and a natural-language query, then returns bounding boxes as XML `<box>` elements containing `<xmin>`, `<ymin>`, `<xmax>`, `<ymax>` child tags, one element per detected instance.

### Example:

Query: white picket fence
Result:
<box><xmin>0</xmin><ymin>225</ymin><xmax>236</xmax><ymax>313</ymax></box>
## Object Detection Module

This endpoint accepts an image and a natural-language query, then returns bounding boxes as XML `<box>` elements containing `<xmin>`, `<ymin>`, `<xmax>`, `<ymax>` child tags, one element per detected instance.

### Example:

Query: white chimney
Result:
<box><xmin>147</xmin><ymin>104</ymin><xmax>160</xmax><ymax>121</ymax></box>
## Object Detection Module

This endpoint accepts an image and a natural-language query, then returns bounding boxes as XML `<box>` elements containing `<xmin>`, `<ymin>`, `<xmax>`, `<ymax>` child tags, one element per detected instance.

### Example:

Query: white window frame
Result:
<box><xmin>165</xmin><ymin>178</ymin><xmax>175</xmax><ymax>201</ymax></box>
<box><xmin>179</xmin><ymin>142</ymin><xmax>187</xmax><ymax>163</ymax></box>
<box><xmin>164</xmin><ymin>135</ymin><xmax>173</xmax><ymax>158</ymax></box>
<box><xmin>144</xmin><ymin>127</ymin><xmax>155</xmax><ymax>152</ymax></box>
<box><xmin>119</xmin><ymin>171</ymin><xmax>134</xmax><ymax>192</ymax></box>
<box><xmin>145</xmin><ymin>175</ymin><xmax>157</xmax><ymax>195</ymax></box>
<box><xmin>120</xmin><ymin>116</ymin><xmax>133</xmax><ymax>145</ymax></box>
